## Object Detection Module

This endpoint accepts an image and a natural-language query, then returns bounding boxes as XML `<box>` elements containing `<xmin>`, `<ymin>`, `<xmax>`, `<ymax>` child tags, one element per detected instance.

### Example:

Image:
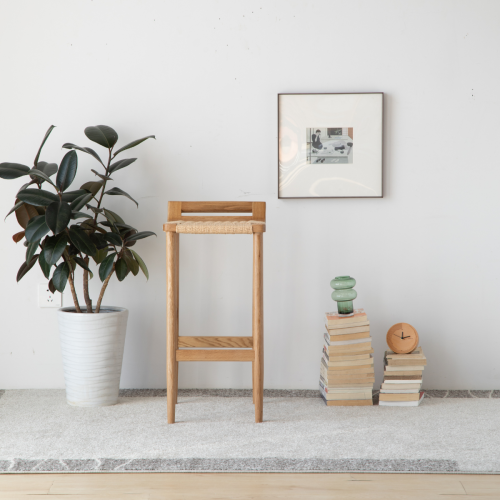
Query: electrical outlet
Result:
<box><xmin>38</xmin><ymin>283</ymin><xmax>62</xmax><ymax>308</ymax></box>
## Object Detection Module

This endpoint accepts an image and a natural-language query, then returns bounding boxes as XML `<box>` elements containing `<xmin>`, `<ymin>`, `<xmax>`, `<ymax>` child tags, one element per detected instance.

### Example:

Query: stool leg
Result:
<box><xmin>167</xmin><ymin>231</ymin><xmax>178</xmax><ymax>423</ymax></box>
<box><xmin>253</xmin><ymin>233</ymin><xmax>264</xmax><ymax>423</ymax></box>
<box><xmin>252</xmin><ymin>362</ymin><xmax>255</xmax><ymax>404</ymax></box>
<box><xmin>175</xmin><ymin>362</ymin><xmax>179</xmax><ymax>405</ymax></box>
<box><xmin>174</xmin><ymin>233</ymin><xmax>179</xmax><ymax>405</ymax></box>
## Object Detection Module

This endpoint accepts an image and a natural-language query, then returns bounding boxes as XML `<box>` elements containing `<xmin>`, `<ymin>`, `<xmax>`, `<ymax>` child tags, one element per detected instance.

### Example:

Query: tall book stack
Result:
<box><xmin>379</xmin><ymin>347</ymin><xmax>426</xmax><ymax>406</ymax></box>
<box><xmin>319</xmin><ymin>308</ymin><xmax>374</xmax><ymax>406</ymax></box>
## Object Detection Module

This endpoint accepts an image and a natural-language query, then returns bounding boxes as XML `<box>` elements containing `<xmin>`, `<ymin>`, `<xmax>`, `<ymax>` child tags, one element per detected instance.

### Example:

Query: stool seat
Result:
<box><xmin>165</xmin><ymin>220</ymin><xmax>265</xmax><ymax>234</ymax></box>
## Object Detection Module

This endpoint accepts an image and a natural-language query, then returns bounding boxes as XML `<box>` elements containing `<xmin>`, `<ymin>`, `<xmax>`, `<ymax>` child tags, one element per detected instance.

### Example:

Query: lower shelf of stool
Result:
<box><xmin>178</xmin><ymin>336</ymin><xmax>253</xmax><ymax>348</ymax></box>
<box><xmin>176</xmin><ymin>349</ymin><xmax>255</xmax><ymax>361</ymax></box>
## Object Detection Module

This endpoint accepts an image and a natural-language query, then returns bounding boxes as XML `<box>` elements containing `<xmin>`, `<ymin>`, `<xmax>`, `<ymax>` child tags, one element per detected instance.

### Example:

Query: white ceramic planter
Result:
<box><xmin>57</xmin><ymin>306</ymin><xmax>129</xmax><ymax>407</ymax></box>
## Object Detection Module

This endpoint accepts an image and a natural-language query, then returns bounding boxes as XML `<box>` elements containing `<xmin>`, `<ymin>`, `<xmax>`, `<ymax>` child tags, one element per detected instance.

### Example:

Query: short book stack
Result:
<box><xmin>319</xmin><ymin>308</ymin><xmax>374</xmax><ymax>406</ymax></box>
<box><xmin>379</xmin><ymin>347</ymin><xmax>426</xmax><ymax>406</ymax></box>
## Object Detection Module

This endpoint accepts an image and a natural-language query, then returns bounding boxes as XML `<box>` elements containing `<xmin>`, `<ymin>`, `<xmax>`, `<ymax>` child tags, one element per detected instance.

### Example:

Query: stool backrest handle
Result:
<box><xmin>168</xmin><ymin>201</ymin><xmax>265</xmax><ymax>222</ymax></box>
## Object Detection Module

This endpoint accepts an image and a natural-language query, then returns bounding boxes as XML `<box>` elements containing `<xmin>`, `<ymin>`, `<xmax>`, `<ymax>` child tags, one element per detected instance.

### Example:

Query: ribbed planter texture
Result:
<box><xmin>57</xmin><ymin>306</ymin><xmax>129</xmax><ymax>407</ymax></box>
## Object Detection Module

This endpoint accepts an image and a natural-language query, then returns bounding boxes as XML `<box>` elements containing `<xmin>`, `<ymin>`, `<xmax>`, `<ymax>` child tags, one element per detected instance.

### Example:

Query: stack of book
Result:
<box><xmin>319</xmin><ymin>308</ymin><xmax>374</xmax><ymax>406</ymax></box>
<box><xmin>379</xmin><ymin>347</ymin><xmax>426</xmax><ymax>406</ymax></box>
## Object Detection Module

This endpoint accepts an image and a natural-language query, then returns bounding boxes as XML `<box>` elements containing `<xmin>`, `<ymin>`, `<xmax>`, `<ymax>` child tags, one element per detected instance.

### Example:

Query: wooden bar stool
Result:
<box><xmin>163</xmin><ymin>201</ymin><xmax>266</xmax><ymax>423</ymax></box>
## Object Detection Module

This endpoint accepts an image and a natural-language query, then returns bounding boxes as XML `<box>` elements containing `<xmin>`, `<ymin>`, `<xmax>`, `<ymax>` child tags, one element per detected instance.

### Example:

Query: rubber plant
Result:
<box><xmin>0</xmin><ymin>125</ymin><xmax>156</xmax><ymax>313</ymax></box>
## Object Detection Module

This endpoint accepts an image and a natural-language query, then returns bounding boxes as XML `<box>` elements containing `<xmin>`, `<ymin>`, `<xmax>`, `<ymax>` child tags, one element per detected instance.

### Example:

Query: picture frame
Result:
<box><xmin>278</xmin><ymin>93</ymin><xmax>384</xmax><ymax>199</ymax></box>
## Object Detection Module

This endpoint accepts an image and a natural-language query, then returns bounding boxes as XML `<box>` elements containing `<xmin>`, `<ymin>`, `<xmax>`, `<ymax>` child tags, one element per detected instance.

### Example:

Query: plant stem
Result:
<box><xmin>83</xmin><ymin>257</ymin><xmax>92</xmax><ymax>313</ymax></box>
<box><xmin>95</xmin><ymin>262</ymin><xmax>116</xmax><ymax>313</ymax></box>
<box><xmin>66</xmin><ymin>262</ymin><xmax>82</xmax><ymax>313</ymax></box>
<box><xmin>62</xmin><ymin>248</ymin><xmax>81</xmax><ymax>313</ymax></box>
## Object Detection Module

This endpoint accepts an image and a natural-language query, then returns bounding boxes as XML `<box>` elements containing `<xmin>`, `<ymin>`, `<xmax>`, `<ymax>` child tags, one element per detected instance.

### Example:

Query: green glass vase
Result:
<box><xmin>330</xmin><ymin>276</ymin><xmax>357</xmax><ymax>314</ymax></box>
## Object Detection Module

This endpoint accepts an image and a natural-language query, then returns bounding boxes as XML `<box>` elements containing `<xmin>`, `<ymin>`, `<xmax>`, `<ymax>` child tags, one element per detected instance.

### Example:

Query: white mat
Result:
<box><xmin>0</xmin><ymin>390</ymin><xmax>499</xmax><ymax>473</ymax></box>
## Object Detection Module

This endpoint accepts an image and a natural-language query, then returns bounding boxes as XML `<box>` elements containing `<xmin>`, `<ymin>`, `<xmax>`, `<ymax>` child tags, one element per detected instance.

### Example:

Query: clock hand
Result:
<box><xmin>402</xmin><ymin>336</ymin><xmax>412</xmax><ymax>339</ymax></box>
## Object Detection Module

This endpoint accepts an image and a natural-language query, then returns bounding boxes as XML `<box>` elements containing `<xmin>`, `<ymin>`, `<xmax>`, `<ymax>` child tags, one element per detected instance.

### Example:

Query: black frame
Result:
<box><xmin>277</xmin><ymin>92</ymin><xmax>384</xmax><ymax>199</ymax></box>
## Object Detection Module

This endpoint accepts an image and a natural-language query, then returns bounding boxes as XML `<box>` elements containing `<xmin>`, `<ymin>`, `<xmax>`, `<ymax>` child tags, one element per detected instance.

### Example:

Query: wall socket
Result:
<box><xmin>38</xmin><ymin>283</ymin><xmax>62</xmax><ymax>308</ymax></box>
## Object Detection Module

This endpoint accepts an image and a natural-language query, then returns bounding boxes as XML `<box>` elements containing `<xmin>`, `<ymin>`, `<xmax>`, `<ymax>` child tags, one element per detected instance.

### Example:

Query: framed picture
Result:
<box><xmin>278</xmin><ymin>93</ymin><xmax>383</xmax><ymax>198</ymax></box>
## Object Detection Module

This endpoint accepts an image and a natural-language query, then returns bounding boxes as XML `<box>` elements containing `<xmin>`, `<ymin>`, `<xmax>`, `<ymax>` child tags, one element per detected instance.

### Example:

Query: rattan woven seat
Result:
<box><xmin>168</xmin><ymin>220</ymin><xmax>265</xmax><ymax>234</ymax></box>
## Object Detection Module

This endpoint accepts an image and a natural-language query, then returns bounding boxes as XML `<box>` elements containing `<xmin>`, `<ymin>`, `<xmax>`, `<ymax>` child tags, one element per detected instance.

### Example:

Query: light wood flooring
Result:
<box><xmin>0</xmin><ymin>473</ymin><xmax>499</xmax><ymax>499</ymax></box>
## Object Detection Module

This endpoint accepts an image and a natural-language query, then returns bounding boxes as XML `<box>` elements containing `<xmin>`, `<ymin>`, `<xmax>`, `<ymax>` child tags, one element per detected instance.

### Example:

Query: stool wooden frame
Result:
<box><xmin>163</xmin><ymin>201</ymin><xmax>265</xmax><ymax>423</ymax></box>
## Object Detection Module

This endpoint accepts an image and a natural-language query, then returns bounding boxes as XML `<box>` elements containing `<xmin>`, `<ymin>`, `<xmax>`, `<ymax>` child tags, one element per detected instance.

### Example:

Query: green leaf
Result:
<box><xmin>104</xmin><ymin>187</ymin><xmax>138</xmax><ymax>207</ymax></box>
<box><xmin>108</xmin><ymin>158</ymin><xmax>136</xmax><ymax>174</ymax></box>
<box><xmin>29</xmin><ymin>168</ymin><xmax>56</xmax><ymax>187</ymax></box>
<box><xmin>52</xmin><ymin>262</ymin><xmax>69</xmax><ymax>292</ymax></box>
<box><xmin>70</xmin><ymin>193</ymin><xmax>94</xmax><ymax>211</ymax></box>
<box><xmin>113</xmin><ymin>135</ymin><xmax>155</xmax><ymax>156</ymax></box>
<box><xmin>38</xmin><ymin>250</ymin><xmax>51</xmax><ymax>279</ymax></box>
<box><xmin>91</xmin><ymin>169</ymin><xmax>112</xmax><ymax>181</ymax></box>
<box><xmin>130</xmin><ymin>249</ymin><xmax>149</xmax><ymax>280</ymax></box>
<box><xmin>25</xmin><ymin>215</ymin><xmax>50</xmax><ymax>242</ymax></box>
<box><xmin>81</xmin><ymin>218</ymin><xmax>99</xmax><ymax>231</ymax></box>
<box><xmin>26</xmin><ymin>239</ymin><xmax>40</xmax><ymax>263</ymax></box>
<box><xmin>56</xmin><ymin>150</ymin><xmax>78</xmax><ymax>192</ymax></box>
<box><xmin>71</xmin><ymin>211</ymin><xmax>92</xmax><ymax>220</ymax></box>
<box><xmin>43</xmin><ymin>233</ymin><xmax>68</xmax><ymax>265</ymax></box>
<box><xmin>62</xmin><ymin>143</ymin><xmax>104</xmax><ymax>166</ymax></box>
<box><xmin>99</xmin><ymin>252</ymin><xmax>116</xmax><ymax>281</ymax></box>
<box><xmin>123</xmin><ymin>228</ymin><xmax>137</xmax><ymax>247</ymax></box>
<box><xmin>81</xmin><ymin>181</ymin><xmax>103</xmax><ymax>196</ymax></box>
<box><xmin>48</xmin><ymin>278</ymin><xmax>56</xmax><ymax>294</ymax></box>
<box><xmin>84</xmin><ymin>125</ymin><xmax>118</xmax><ymax>149</ymax></box>
<box><xmin>125</xmin><ymin>230</ymin><xmax>156</xmax><ymax>243</ymax></box>
<box><xmin>73</xmin><ymin>256</ymin><xmax>92</xmax><ymax>273</ymax></box>
<box><xmin>5</xmin><ymin>200</ymin><xmax>24</xmax><ymax>220</ymax></box>
<box><xmin>104</xmin><ymin>232</ymin><xmax>122</xmax><ymax>246</ymax></box>
<box><xmin>98</xmin><ymin>221</ymin><xmax>113</xmax><ymax>228</ymax></box>
<box><xmin>17</xmin><ymin>188</ymin><xmax>59</xmax><ymax>207</ymax></box>
<box><xmin>17</xmin><ymin>180</ymin><xmax>37</xmax><ymax>194</ymax></box>
<box><xmin>99</xmin><ymin>220</ymin><xmax>120</xmax><ymax>235</ymax></box>
<box><xmin>61</xmin><ymin>189</ymin><xmax>88</xmax><ymax>202</ymax></box>
<box><xmin>16</xmin><ymin>254</ymin><xmax>39</xmax><ymax>282</ymax></box>
<box><xmin>45</xmin><ymin>201</ymin><xmax>71</xmax><ymax>234</ymax></box>
<box><xmin>67</xmin><ymin>243</ymin><xmax>79</xmax><ymax>256</ymax></box>
<box><xmin>68</xmin><ymin>225</ymin><xmax>97</xmax><ymax>256</ymax></box>
<box><xmin>36</xmin><ymin>161</ymin><xmax>58</xmax><ymax>177</ymax></box>
<box><xmin>115</xmin><ymin>257</ymin><xmax>129</xmax><ymax>281</ymax></box>
<box><xmin>86</xmin><ymin>205</ymin><xmax>102</xmax><ymax>215</ymax></box>
<box><xmin>123</xmin><ymin>249</ymin><xmax>139</xmax><ymax>276</ymax></box>
<box><xmin>34</xmin><ymin>125</ymin><xmax>56</xmax><ymax>166</ymax></box>
<box><xmin>0</xmin><ymin>163</ymin><xmax>31</xmax><ymax>179</ymax></box>
<box><xmin>90</xmin><ymin>232</ymin><xmax>108</xmax><ymax>249</ymax></box>
<box><xmin>102</xmin><ymin>209</ymin><xmax>124</xmax><ymax>224</ymax></box>
<box><xmin>115</xmin><ymin>223</ymin><xmax>136</xmax><ymax>231</ymax></box>
<box><xmin>92</xmin><ymin>247</ymin><xmax>108</xmax><ymax>264</ymax></box>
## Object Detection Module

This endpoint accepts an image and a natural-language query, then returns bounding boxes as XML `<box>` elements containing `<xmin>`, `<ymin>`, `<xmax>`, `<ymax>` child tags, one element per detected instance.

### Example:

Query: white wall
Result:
<box><xmin>1</xmin><ymin>0</ymin><xmax>499</xmax><ymax>390</ymax></box>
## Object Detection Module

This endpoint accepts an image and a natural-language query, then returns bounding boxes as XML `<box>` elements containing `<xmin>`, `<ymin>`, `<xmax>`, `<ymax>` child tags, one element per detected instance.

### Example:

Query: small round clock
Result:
<box><xmin>386</xmin><ymin>323</ymin><xmax>419</xmax><ymax>354</ymax></box>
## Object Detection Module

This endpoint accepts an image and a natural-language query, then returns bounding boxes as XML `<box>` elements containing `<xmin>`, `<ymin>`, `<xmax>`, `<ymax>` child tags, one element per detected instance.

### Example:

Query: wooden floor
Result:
<box><xmin>0</xmin><ymin>473</ymin><xmax>499</xmax><ymax>499</ymax></box>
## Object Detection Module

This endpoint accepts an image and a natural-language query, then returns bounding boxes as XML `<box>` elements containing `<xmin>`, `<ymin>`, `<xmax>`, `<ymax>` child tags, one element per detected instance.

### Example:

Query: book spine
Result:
<box><xmin>325</xmin><ymin>315</ymin><xmax>368</xmax><ymax>327</ymax></box>
<box><xmin>384</xmin><ymin>375</ymin><xmax>423</xmax><ymax>381</ymax></box>
<box><xmin>386</xmin><ymin>360</ymin><xmax>427</xmax><ymax>367</ymax></box>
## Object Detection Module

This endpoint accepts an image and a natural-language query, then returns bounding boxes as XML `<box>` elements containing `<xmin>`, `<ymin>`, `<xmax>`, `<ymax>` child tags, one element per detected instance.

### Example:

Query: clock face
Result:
<box><xmin>386</xmin><ymin>323</ymin><xmax>419</xmax><ymax>354</ymax></box>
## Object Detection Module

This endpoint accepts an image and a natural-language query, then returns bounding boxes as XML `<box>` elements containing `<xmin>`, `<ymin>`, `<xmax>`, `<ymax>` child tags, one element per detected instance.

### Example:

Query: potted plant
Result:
<box><xmin>0</xmin><ymin>125</ymin><xmax>156</xmax><ymax>407</ymax></box>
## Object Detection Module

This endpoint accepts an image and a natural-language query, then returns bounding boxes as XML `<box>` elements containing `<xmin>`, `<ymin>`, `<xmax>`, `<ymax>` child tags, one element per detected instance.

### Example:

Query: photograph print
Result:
<box><xmin>307</xmin><ymin>127</ymin><xmax>353</xmax><ymax>164</ymax></box>
<box><xmin>278</xmin><ymin>93</ymin><xmax>383</xmax><ymax>198</ymax></box>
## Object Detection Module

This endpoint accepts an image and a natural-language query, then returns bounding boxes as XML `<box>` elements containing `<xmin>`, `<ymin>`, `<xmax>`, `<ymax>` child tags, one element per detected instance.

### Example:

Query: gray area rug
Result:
<box><xmin>0</xmin><ymin>389</ymin><xmax>499</xmax><ymax>474</ymax></box>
